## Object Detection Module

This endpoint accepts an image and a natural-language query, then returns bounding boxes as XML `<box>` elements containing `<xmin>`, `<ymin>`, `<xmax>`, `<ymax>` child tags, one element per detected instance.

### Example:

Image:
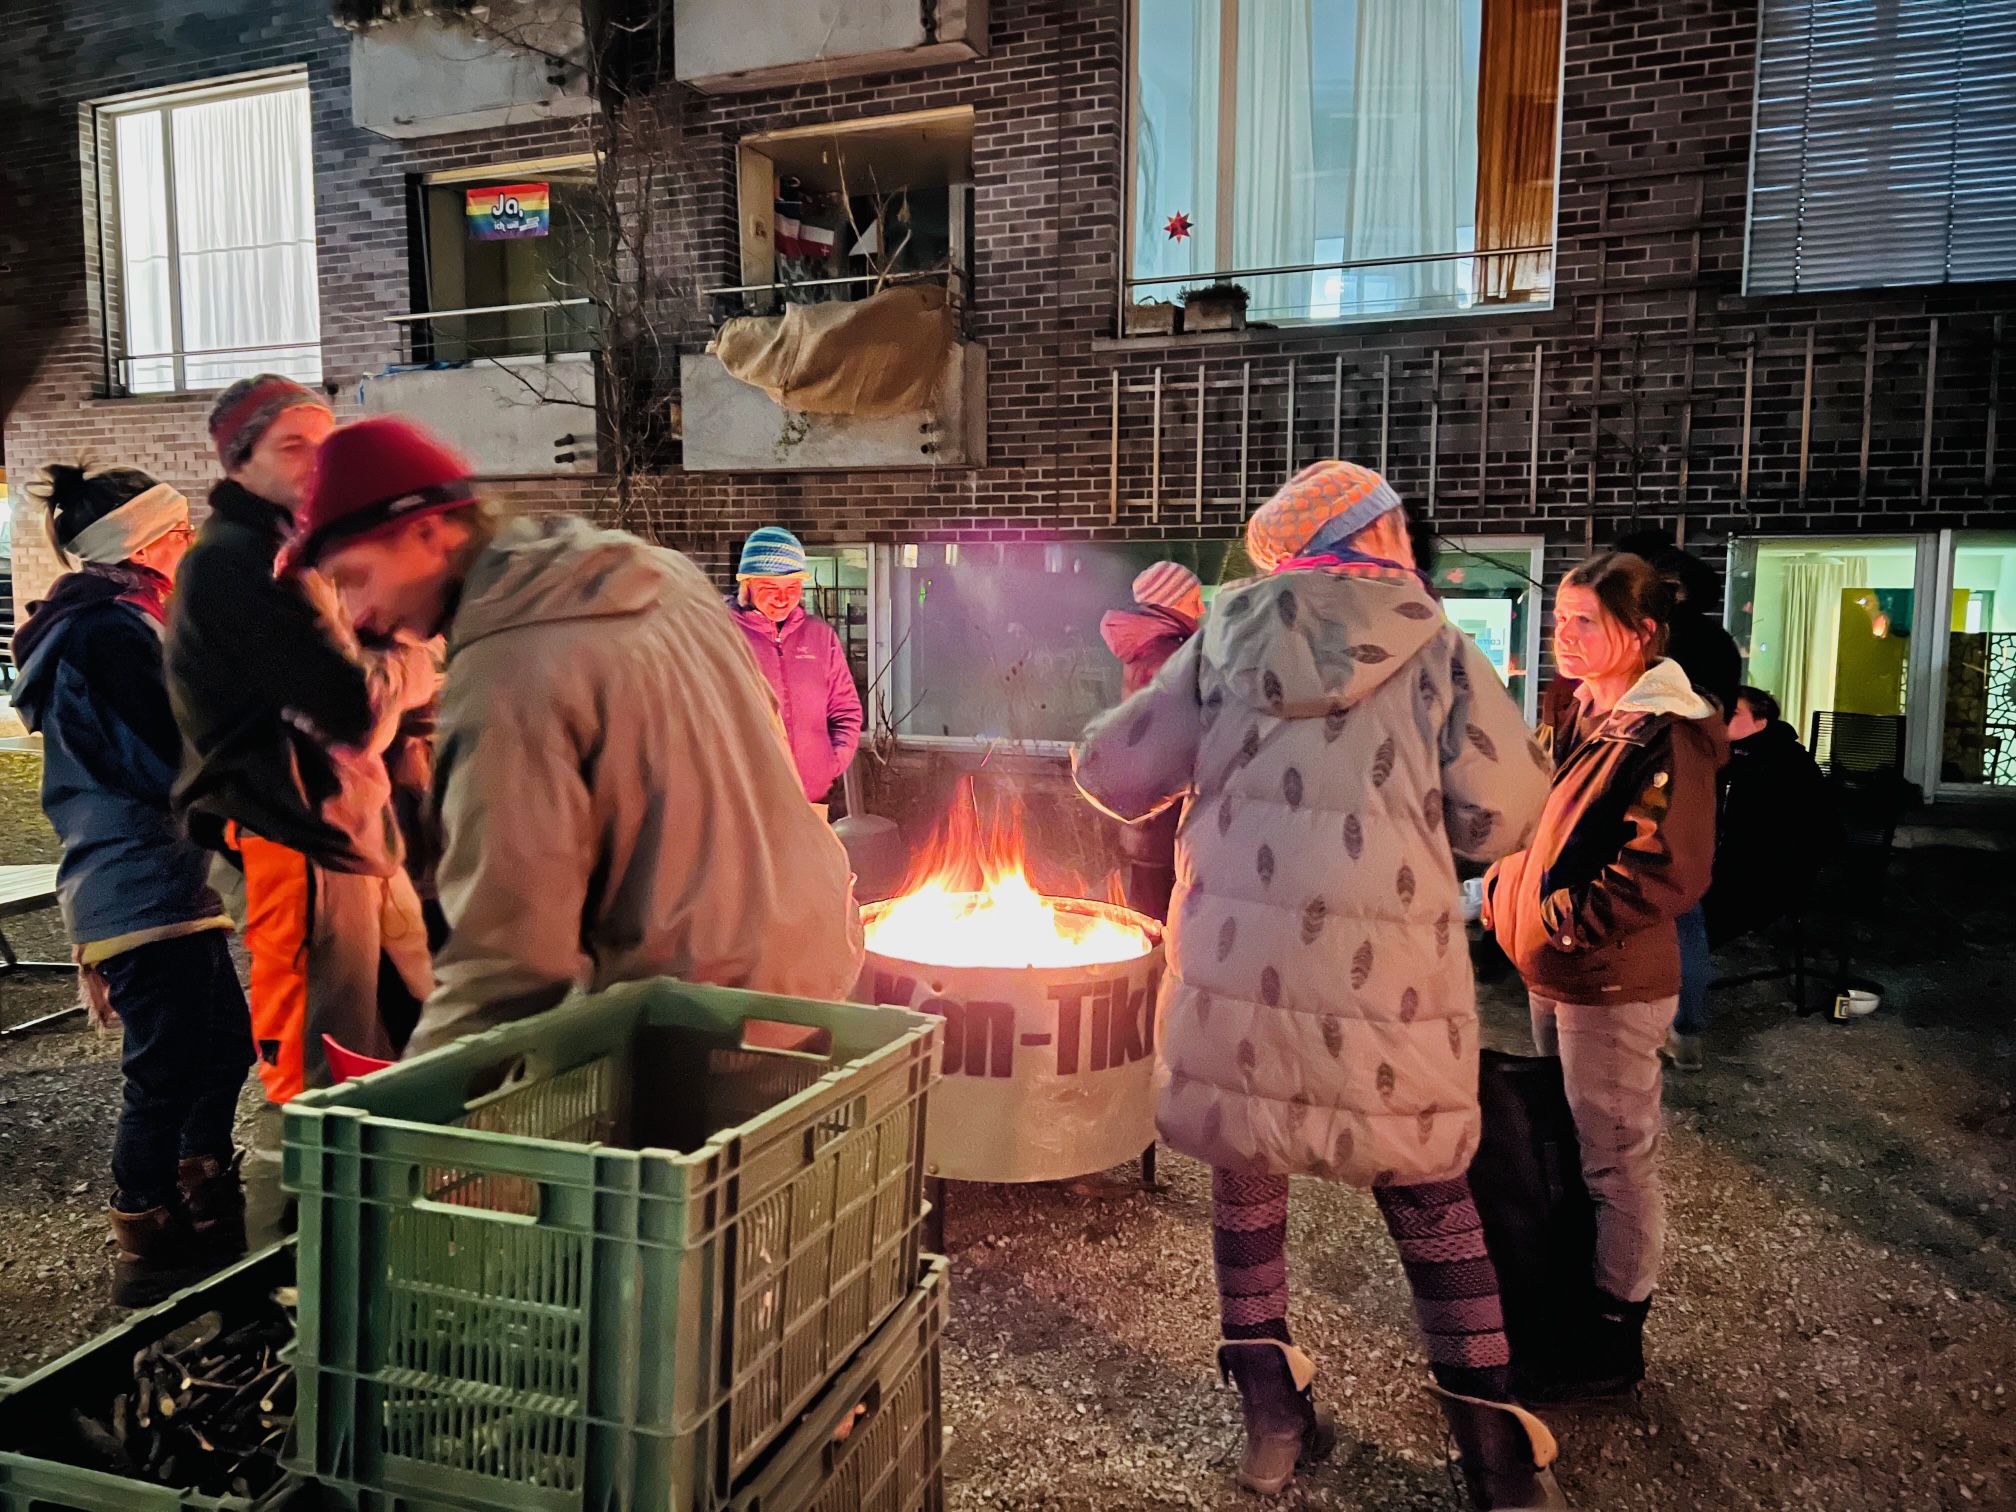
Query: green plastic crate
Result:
<box><xmin>284</xmin><ymin>980</ymin><xmax>939</xmax><ymax>1512</ymax></box>
<box><xmin>727</xmin><ymin>1256</ymin><xmax>947</xmax><ymax>1512</ymax></box>
<box><xmin>0</xmin><ymin>1244</ymin><xmax>307</xmax><ymax>1512</ymax></box>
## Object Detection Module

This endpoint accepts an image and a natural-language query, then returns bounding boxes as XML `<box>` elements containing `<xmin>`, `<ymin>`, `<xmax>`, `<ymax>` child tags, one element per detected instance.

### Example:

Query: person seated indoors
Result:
<box><xmin>1702</xmin><ymin>685</ymin><xmax>1834</xmax><ymax>954</ymax></box>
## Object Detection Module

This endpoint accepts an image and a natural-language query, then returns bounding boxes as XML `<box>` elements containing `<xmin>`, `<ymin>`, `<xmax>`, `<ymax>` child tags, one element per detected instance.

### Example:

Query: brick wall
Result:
<box><xmin>4</xmin><ymin>0</ymin><xmax>2011</xmax><ymax>599</ymax></box>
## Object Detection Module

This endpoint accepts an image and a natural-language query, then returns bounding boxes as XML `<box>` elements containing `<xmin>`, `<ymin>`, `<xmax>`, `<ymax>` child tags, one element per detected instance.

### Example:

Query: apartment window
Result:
<box><xmin>413</xmin><ymin>157</ymin><xmax>599</xmax><ymax>363</ymax></box>
<box><xmin>1432</xmin><ymin>536</ymin><xmax>1544</xmax><ymax>720</ymax></box>
<box><xmin>1127</xmin><ymin>0</ymin><xmax>1563</xmax><ymax>326</ymax></box>
<box><xmin>100</xmin><ymin>73</ymin><xmax>321</xmax><ymax>394</ymax></box>
<box><xmin>1746</xmin><ymin>0</ymin><xmax>2016</xmax><ymax>296</ymax></box>
<box><xmin>726</xmin><ymin>108</ymin><xmax>974</xmax><ymax>315</ymax></box>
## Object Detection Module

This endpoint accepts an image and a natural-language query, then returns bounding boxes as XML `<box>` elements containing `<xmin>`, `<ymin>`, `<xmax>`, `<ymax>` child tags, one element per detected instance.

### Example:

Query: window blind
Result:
<box><xmin>1746</xmin><ymin>0</ymin><xmax>2016</xmax><ymax>296</ymax></box>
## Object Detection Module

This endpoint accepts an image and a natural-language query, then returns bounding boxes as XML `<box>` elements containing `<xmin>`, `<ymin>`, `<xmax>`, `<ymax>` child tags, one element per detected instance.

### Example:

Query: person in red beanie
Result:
<box><xmin>293</xmin><ymin>416</ymin><xmax>863</xmax><ymax>1057</ymax></box>
<box><xmin>165</xmin><ymin>381</ymin><xmax>437</xmax><ymax>1249</ymax></box>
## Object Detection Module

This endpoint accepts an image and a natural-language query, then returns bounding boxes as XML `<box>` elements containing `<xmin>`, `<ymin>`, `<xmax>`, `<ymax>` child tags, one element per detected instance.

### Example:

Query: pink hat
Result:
<box><xmin>1132</xmin><ymin>561</ymin><xmax>1203</xmax><ymax>618</ymax></box>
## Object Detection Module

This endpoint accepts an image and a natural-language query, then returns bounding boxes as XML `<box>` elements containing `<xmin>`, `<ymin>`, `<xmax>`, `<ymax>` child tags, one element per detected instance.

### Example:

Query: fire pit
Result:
<box><xmin>857</xmin><ymin>781</ymin><xmax>1163</xmax><ymax>1186</ymax></box>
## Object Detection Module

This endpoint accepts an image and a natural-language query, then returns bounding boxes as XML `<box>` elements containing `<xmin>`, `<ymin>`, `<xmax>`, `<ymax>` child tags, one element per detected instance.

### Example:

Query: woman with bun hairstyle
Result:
<box><xmin>12</xmin><ymin>462</ymin><xmax>254</xmax><ymax>1307</ymax></box>
<box><xmin>1483</xmin><ymin>551</ymin><xmax>1725</xmax><ymax>1400</ymax></box>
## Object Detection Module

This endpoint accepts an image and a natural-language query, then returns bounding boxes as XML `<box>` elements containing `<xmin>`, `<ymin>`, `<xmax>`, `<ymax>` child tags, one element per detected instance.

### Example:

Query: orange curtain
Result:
<box><xmin>1475</xmin><ymin>0</ymin><xmax>1563</xmax><ymax>303</ymax></box>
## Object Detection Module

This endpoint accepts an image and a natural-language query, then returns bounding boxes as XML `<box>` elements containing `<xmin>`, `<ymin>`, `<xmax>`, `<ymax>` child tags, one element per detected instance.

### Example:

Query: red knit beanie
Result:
<box><xmin>283</xmin><ymin>417</ymin><xmax>474</xmax><ymax>576</ymax></box>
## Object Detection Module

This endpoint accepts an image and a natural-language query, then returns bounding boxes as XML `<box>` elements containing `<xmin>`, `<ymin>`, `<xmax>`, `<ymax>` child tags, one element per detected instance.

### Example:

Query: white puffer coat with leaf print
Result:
<box><xmin>1074</xmin><ymin>566</ymin><xmax>1550</xmax><ymax>1187</ymax></box>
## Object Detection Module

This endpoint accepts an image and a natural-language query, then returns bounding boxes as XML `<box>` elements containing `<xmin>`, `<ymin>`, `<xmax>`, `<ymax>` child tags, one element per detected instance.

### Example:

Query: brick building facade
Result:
<box><xmin>3</xmin><ymin>1</ymin><xmax>2011</xmax><ymax>829</ymax></box>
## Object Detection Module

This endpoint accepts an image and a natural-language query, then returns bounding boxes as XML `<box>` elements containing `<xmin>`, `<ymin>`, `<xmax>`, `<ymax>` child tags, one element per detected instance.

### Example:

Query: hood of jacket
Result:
<box><xmin>12</xmin><ymin>575</ymin><xmax>132</xmax><ymax>722</ymax></box>
<box><xmin>1732</xmin><ymin>717</ymin><xmax>1801</xmax><ymax>758</ymax></box>
<box><xmin>1100</xmin><ymin>604</ymin><xmax>1195</xmax><ymax>665</ymax></box>
<box><xmin>1204</xmin><ymin>568</ymin><xmax>1444</xmax><ymax>719</ymax></box>
<box><xmin>1585</xmin><ymin>656</ymin><xmax>1721</xmax><ymax>741</ymax></box>
<box><xmin>451</xmin><ymin>515</ymin><xmax>677</xmax><ymax>649</ymax></box>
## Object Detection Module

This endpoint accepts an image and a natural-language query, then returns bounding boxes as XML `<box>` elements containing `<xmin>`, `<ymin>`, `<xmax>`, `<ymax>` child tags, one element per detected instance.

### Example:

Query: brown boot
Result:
<box><xmin>1427</xmin><ymin>1383</ymin><xmax>1569</xmax><ymax>1509</ymax></box>
<box><xmin>178</xmin><ymin>1151</ymin><xmax>248</xmax><ymax>1261</ymax></box>
<box><xmin>1216</xmin><ymin>1340</ymin><xmax>1337</xmax><ymax>1495</ymax></box>
<box><xmin>108</xmin><ymin>1206</ymin><xmax>212</xmax><ymax>1309</ymax></box>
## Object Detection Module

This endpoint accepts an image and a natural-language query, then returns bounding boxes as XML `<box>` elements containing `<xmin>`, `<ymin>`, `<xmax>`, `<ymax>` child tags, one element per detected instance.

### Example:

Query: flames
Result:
<box><xmin>863</xmin><ymin>778</ymin><xmax>1154</xmax><ymax>970</ymax></box>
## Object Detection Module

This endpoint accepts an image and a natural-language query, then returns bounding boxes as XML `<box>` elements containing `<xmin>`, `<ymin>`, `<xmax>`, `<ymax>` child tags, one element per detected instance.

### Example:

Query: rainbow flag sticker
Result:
<box><xmin>467</xmin><ymin>183</ymin><xmax>550</xmax><ymax>240</ymax></box>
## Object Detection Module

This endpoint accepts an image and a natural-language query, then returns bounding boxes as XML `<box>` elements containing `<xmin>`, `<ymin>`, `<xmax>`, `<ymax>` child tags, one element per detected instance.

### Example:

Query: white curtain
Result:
<box><xmin>1233</xmin><ymin>1</ymin><xmax>1315</xmax><ymax>321</ymax></box>
<box><xmin>171</xmin><ymin>87</ymin><xmax>321</xmax><ymax>388</ymax></box>
<box><xmin>115</xmin><ymin>111</ymin><xmax>176</xmax><ymax>394</ymax></box>
<box><xmin>1346</xmin><ymin>0</ymin><xmax>1468</xmax><ymax>313</ymax></box>
<box><xmin>1133</xmin><ymin>0</ymin><xmax>1222</xmax><ymax>292</ymax></box>
<box><xmin>1778</xmin><ymin>557</ymin><xmax>1864</xmax><ymax>747</ymax></box>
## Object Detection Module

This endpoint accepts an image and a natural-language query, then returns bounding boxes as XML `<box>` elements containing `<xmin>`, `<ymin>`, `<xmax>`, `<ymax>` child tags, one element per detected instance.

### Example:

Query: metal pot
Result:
<box><xmin>857</xmin><ymin>898</ymin><xmax>1163</xmax><ymax>1183</ymax></box>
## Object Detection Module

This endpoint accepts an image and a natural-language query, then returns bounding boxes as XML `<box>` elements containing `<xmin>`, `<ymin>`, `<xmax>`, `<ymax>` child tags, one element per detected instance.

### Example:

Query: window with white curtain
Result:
<box><xmin>1128</xmin><ymin>0</ymin><xmax>1563</xmax><ymax>326</ymax></box>
<box><xmin>101</xmin><ymin>74</ymin><xmax>321</xmax><ymax>394</ymax></box>
<box><xmin>1746</xmin><ymin>0</ymin><xmax>2016</xmax><ymax>296</ymax></box>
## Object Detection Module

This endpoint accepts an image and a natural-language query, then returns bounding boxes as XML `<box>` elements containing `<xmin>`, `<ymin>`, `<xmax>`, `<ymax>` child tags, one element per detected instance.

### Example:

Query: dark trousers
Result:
<box><xmin>99</xmin><ymin>930</ymin><xmax>255</xmax><ymax>1213</ymax></box>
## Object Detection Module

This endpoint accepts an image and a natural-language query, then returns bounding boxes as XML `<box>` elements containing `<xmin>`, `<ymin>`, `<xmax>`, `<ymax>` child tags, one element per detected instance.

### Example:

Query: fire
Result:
<box><xmin>864</xmin><ymin>778</ymin><xmax>1154</xmax><ymax>969</ymax></box>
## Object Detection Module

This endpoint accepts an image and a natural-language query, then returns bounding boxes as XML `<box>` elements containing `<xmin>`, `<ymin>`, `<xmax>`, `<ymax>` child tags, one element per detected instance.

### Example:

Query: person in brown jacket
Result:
<box><xmin>1484</xmin><ymin>552</ymin><xmax>1726</xmax><ymax>1402</ymax></box>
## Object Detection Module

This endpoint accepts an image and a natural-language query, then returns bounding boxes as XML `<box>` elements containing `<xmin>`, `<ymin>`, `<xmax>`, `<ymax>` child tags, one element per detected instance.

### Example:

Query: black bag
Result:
<box><xmin>1470</xmin><ymin>1049</ymin><xmax>1598</xmax><ymax>1379</ymax></box>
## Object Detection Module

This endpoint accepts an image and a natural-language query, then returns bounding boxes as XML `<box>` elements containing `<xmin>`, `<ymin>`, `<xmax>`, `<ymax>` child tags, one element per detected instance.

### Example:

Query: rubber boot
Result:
<box><xmin>1427</xmin><ymin>1384</ymin><xmax>1569</xmax><ymax>1509</ymax></box>
<box><xmin>1519</xmin><ymin>1290</ymin><xmax>1649</xmax><ymax>1403</ymax></box>
<box><xmin>108</xmin><ymin>1206</ymin><xmax>211</xmax><ymax>1309</ymax></box>
<box><xmin>1215</xmin><ymin>1339</ymin><xmax>1337</xmax><ymax>1495</ymax></box>
<box><xmin>178</xmin><ymin>1150</ymin><xmax>248</xmax><ymax>1262</ymax></box>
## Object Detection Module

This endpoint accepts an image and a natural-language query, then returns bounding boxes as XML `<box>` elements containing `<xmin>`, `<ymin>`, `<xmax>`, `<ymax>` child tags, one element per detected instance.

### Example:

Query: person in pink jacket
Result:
<box><xmin>727</xmin><ymin>528</ymin><xmax>864</xmax><ymax>805</ymax></box>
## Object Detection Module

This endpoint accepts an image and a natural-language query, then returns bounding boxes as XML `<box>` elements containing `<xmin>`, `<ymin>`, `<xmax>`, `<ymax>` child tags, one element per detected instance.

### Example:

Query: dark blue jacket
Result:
<box><xmin>12</xmin><ymin>585</ymin><xmax>223</xmax><ymax>945</ymax></box>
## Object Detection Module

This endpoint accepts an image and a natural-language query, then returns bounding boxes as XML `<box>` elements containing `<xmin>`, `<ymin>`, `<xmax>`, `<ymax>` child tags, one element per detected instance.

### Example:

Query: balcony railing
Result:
<box><xmin>386</xmin><ymin>298</ymin><xmax>598</xmax><ymax>366</ymax></box>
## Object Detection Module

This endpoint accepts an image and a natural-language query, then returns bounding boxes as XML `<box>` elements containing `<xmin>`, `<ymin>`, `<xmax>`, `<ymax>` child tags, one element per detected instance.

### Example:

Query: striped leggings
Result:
<box><xmin>1212</xmin><ymin>1168</ymin><xmax>1513</xmax><ymax>1400</ymax></box>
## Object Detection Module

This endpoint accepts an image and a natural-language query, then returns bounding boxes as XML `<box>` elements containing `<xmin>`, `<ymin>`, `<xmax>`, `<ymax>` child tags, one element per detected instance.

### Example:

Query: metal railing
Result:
<box><xmin>116</xmin><ymin>340</ymin><xmax>322</xmax><ymax>393</ymax></box>
<box><xmin>1124</xmin><ymin>242</ymin><xmax>1556</xmax><ymax>292</ymax></box>
<box><xmin>386</xmin><ymin>298</ymin><xmax>598</xmax><ymax>365</ymax></box>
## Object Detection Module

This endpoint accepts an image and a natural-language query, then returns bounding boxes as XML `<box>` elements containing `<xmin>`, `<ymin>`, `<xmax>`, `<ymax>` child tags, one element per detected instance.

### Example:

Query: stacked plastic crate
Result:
<box><xmin>0</xmin><ymin>979</ymin><xmax>946</xmax><ymax>1512</ymax></box>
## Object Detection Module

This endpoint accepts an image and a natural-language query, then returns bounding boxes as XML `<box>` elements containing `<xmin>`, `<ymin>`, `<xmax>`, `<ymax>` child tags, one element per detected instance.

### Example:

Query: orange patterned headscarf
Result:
<box><xmin>1244</xmin><ymin>461</ymin><xmax>1403</xmax><ymax>574</ymax></box>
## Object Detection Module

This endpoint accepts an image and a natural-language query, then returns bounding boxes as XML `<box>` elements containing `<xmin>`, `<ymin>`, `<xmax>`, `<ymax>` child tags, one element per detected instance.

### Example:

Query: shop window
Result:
<box><xmin>1747</xmin><ymin>0</ymin><xmax>2016</xmax><ymax>296</ymax></box>
<box><xmin>1940</xmin><ymin>534</ymin><xmax>2016</xmax><ymax>789</ymax></box>
<box><xmin>1431</xmin><ymin>536</ymin><xmax>1543</xmax><ymax>720</ymax></box>
<box><xmin>1727</xmin><ymin>538</ymin><xmax>1922</xmax><ymax>751</ymax></box>
<box><xmin>97</xmin><ymin>71</ymin><xmax>321</xmax><ymax>394</ymax></box>
<box><xmin>876</xmin><ymin>540</ymin><xmax>1251</xmax><ymax>748</ymax></box>
<box><xmin>412</xmin><ymin>156</ymin><xmax>599</xmax><ymax>363</ymax></box>
<box><xmin>1128</xmin><ymin>0</ymin><xmax>1562</xmax><ymax>326</ymax></box>
<box><xmin>806</xmin><ymin>548</ymin><xmax>871</xmax><ymax>700</ymax></box>
<box><xmin>728</xmin><ymin>108</ymin><xmax>974</xmax><ymax>315</ymax></box>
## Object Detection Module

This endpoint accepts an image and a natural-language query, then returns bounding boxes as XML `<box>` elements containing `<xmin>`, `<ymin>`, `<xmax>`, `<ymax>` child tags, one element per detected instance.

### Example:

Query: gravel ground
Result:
<box><xmin>1</xmin><ymin>749</ymin><xmax>2011</xmax><ymax>1508</ymax></box>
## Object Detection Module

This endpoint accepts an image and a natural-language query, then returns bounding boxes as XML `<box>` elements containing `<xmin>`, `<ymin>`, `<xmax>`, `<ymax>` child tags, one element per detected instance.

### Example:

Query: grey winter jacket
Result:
<box><xmin>1074</xmin><ymin>567</ymin><xmax>1550</xmax><ymax>1187</ymax></box>
<box><xmin>407</xmin><ymin>516</ymin><xmax>864</xmax><ymax>1056</ymax></box>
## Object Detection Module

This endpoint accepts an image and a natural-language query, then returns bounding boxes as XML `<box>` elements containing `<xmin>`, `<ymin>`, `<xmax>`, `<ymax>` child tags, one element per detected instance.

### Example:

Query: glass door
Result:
<box><xmin>1933</xmin><ymin>531</ymin><xmax>2016</xmax><ymax>796</ymax></box>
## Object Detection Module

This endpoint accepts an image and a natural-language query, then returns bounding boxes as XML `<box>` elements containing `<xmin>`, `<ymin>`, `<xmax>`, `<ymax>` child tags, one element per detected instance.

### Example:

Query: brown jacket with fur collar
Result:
<box><xmin>1486</xmin><ymin>659</ymin><xmax>1726</xmax><ymax>1006</ymax></box>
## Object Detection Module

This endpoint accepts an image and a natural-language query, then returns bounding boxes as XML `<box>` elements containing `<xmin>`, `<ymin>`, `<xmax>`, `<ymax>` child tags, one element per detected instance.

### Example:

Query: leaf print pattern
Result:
<box><xmin>1450</xmin><ymin>654</ymin><xmax>1470</xmax><ymax>690</ymax></box>
<box><xmin>1351</xmin><ymin>940</ymin><xmax>1374</xmax><ymax>989</ymax></box>
<box><xmin>1324</xmin><ymin>706</ymin><xmax>1349</xmax><ymax>742</ymax></box>
<box><xmin>1276</xmin><ymin>589</ymin><xmax>1299</xmax><ymax>626</ymax></box>
<box><xmin>1321</xmin><ymin>1015</ymin><xmax>1344</xmax><ymax>1056</ymax></box>
<box><xmin>1371</xmin><ymin>737</ymin><xmax>1396</xmax><ymax>787</ymax></box>
<box><xmin>1465</xmin><ymin>723</ymin><xmax>1499</xmax><ymax>761</ymax></box>
<box><xmin>1527</xmin><ymin>739</ymin><xmax>1550</xmax><ymax>772</ymax></box>
<box><xmin>1416</xmin><ymin>1107</ymin><xmax>1436</xmax><ymax>1144</ymax></box>
<box><xmin>1256</xmin><ymin>844</ymin><xmax>1276</xmax><ymax>885</ymax></box>
<box><xmin>1344</xmin><ymin>813</ymin><xmax>1364</xmax><ymax>859</ymax></box>
<box><xmin>1347</xmin><ymin>643</ymin><xmax>1392</xmax><ymax>664</ymax></box>
<box><xmin>1376</xmin><ymin>1062</ymin><xmax>1396</xmax><ymax>1099</ymax></box>
<box><xmin>1238</xmin><ymin>1039</ymin><xmax>1258</xmax><ymax>1074</ymax></box>
<box><xmin>1434</xmin><ymin>910</ymin><xmax>1451</xmax><ymax>957</ymax></box>
<box><xmin>1202</xmin><ymin>687</ymin><xmax>1224</xmax><ymax>728</ymax></box>
<box><xmin>1240</xmin><ymin>725</ymin><xmax>1261</xmax><ymax>765</ymax></box>
<box><xmin>1262</xmin><ymin>669</ymin><xmax>1284</xmax><ymax>709</ymax></box>
<box><xmin>1217</xmin><ymin>916</ymin><xmax>1237</xmax><ymax>961</ymax></box>
<box><xmin>1218</xmin><ymin>793</ymin><xmax>1235</xmax><ymax>835</ymax></box>
<box><xmin>1127</xmin><ymin>710</ymin><xmax>1153</xmax><ymax>746</ymax></box>
<box><xmin>1399</xmin><ymin>986</ymin><xmax>1420</xmax><ymax>1022</ymax></box>
<box><xmin>1260</xmin><ymin>967</ymin><xmax>1281</xmax><ymax>1006</ymax></box>
<box><xmin>1283</xmin><ymin>768</ymin><xmax>1304</xmax><ymax>808</ymax></box>
<box><xmin>1395</xmin><ymin>599</ymin><xmax>1437</xmax><ymax>620</ymax></box>
<box><xmin>1423</xmin><ymin>786</ymin><xmax>1442</xmax><ymax>830</ymax></box>
<box><xmin>1447</xmin><ymin>1019</ymin><xmax>1463</xmax><ymax>1058</ymax></box>
<box><xmin>1300</xmin><ymin>897</ymin><xmax>1327</xmax><ymax>944</ymax></box>
<box><xmin>1396</xmin><ymin>863</ymin><xmax>1416</xmax><ymax>906</ymax></box>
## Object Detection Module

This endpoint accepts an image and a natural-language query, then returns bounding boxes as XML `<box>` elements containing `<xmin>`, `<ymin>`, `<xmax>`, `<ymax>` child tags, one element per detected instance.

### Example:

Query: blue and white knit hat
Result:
<box><xmin>736</xmin><ymin>526</ymin><xmax>809</xmax><ymax>579</ymax></box>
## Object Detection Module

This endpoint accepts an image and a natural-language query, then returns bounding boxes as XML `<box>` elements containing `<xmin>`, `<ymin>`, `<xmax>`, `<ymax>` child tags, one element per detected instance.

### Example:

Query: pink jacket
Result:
<box><xmin>730</xmin><ymin>603</ymin><xmax>864</xmax><ymax>801</ymax></box>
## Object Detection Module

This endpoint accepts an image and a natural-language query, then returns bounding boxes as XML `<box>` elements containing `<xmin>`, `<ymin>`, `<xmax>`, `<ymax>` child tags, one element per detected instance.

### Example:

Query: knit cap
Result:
<box><xmin>737</xmin><ymin>526</ymin><xmax>809</xmax><ymax>579</ymax></box>
<box><xmin>1132</xmin><ymin>561</ymin><xmax>1204</xmax><ymax>620</ymax></box>
<box><xmin>281</xmin><ymin>416</ymin><xmax>474</xmax><ymax>575</ymax></box>
<box><xmin>207</xmin><ymin>374</ymin><xmax>330</xmax><ymax>470</ymax></box>
<box><xmin>1244</xmin><ymin>461</ymin><xmax>1403</xmax><ymax>574</ymax></box>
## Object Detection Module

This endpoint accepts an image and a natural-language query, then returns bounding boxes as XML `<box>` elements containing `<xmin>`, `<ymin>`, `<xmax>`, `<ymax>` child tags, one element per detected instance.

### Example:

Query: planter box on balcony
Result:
<box><xmin>360</xmin><ymin>356</ymin><xmax>597</xmax><ymax>475</ymax></box>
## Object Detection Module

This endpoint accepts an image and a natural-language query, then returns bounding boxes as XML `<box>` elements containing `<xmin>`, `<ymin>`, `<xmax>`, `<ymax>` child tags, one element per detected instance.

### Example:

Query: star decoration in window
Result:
<box><xmin>1164</xmin><ymin>212</ymin><xmax>1193</xmax><ymax>242</ymax></box>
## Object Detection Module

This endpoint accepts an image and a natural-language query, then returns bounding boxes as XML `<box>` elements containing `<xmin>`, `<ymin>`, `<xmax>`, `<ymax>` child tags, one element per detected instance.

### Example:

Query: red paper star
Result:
<box><xmin>1164</xmin><ymin>212</ymin><xmax>1193</xmax><ymax>242</ymax></box>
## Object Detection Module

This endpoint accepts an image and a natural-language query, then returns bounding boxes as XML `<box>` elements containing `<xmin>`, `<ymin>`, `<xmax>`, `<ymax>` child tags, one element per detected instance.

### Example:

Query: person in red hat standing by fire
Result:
<box><xmin>287</xmin><ymin>416</ymin><xmax>862</xmax><ymax>1056</ymax></box>
<box><xmin>166</xmin><ymin>376</ymin><xmax>437</xmax><ymax>1226</ymax></box>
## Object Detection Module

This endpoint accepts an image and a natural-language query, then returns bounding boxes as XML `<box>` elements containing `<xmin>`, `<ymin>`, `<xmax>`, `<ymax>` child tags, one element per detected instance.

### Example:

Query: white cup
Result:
<box><xmin>1833</xmin><ymin>989</ymin><xmax>1880</xmax><ymax>1020</ymax></box>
